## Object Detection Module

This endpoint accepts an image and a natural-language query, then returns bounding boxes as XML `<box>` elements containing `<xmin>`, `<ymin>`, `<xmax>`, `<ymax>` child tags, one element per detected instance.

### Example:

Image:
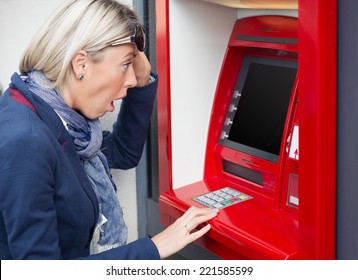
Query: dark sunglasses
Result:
<box><xmin>110</xmin><ymin>24</ymin><xmax>146</xmax><ymax>52</ymax></box>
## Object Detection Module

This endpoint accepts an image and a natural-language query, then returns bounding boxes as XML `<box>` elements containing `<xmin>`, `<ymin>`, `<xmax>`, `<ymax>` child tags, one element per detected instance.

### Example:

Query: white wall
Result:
<box><xmin>0</xmin><ymin>0</ymin><xmax>62</xmax><ymax>90</ymax></box>
<box><xmin>169</xmin><ymin>0</ymin><xmax>297</xmax><ymax>189</ymax></box>
<box><xmin>0</xmin><ymin>0</ymin><xmax>139</xmax><ymax>242</ymax></box>
<box><xmin>170</xmin><ymin>0</ymin><xmax>237</xmax><ymax>189</ymax></box>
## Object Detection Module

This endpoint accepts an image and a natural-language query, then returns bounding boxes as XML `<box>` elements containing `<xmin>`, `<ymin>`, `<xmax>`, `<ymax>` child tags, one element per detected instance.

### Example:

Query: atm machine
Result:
<box><xmin>156</xmin><ymin>0</ymin><xmax>336</xmax><ymax>260</ymax></box>
<box><xmin>159</xmin><ymin>15</ymin><xmax>299</xmax><ymax>260</ymax></box>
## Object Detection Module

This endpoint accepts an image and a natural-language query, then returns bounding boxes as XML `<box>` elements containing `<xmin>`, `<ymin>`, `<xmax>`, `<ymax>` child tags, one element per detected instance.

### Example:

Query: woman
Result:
<box><xmin>0</xmin><ymin>0</ymin><xmax>218</xmax><ymax>260</ymax></box>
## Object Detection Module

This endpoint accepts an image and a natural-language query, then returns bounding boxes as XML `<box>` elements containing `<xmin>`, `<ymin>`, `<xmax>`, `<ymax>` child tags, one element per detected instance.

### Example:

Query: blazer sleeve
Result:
<box><xmin>0</xmin><ymin>128</ymin><xmax>61</xmax><ymax>259</ymax></box>
<box><xmin>101</xmin><ymin>73</ymin><xmax>158</xmax><ymax>169</ymax></box>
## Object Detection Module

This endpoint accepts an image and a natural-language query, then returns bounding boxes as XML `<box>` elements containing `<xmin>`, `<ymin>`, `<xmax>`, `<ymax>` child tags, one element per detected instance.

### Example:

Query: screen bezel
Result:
<box><xmin>218</xmin><ymin>55</ymin><xmax>298</xmax><ymax>163</ymax></box>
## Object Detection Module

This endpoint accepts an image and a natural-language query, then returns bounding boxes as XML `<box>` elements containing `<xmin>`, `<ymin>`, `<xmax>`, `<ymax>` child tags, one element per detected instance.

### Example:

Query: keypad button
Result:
<box><xmin>213</xmin><ymin>203</ymin><xmax>224</xmax><ymax>208</ymax></box>
<box><xmin>192</xmin><ymin>187</ymin><xmax>252</xmax><ymax>209</ymax></box>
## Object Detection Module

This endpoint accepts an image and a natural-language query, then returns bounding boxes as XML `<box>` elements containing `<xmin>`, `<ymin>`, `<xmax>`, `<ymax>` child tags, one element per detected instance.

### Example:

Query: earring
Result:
<box><xmin>79</xmin><ymin>75</ymin><xmax>84</xmax><ymax>81</ymax></box>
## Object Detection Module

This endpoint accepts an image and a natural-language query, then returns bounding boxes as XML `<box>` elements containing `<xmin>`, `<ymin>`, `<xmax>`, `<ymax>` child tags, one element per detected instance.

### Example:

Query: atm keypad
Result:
<box><xmin>192</xmin><ymin>187</ymin><xmax>252</xmax><ymax>209</ymax></box>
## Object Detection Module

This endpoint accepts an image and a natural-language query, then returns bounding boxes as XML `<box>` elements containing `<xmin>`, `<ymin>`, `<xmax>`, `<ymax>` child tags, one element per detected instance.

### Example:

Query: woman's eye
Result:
<box><xmin>122</xmin><ymin>62</ymin><xmax>132</xmax><ymax>71</ymax></box>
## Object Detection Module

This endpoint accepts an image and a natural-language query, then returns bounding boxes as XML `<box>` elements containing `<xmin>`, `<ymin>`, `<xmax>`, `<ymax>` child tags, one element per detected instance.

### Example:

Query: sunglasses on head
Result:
<box><xmin>110</xmin><ymin>24</ymin><xmax>146</xmax><ymax>52</ymax></box>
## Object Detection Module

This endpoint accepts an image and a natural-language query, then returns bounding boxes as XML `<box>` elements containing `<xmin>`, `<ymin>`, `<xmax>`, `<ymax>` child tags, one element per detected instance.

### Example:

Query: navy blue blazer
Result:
<box><xmin>0</xmin><ymin>72</ymin><xmax>160</xmax><ymax>260</ymax></box>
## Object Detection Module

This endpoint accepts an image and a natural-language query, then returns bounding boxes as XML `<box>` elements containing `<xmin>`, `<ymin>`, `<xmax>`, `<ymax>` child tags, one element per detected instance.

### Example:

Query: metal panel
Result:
<box><xmin>336</xmin><ymin>0</ymin><xmax>358</xmax><ymax>260</ymax></box>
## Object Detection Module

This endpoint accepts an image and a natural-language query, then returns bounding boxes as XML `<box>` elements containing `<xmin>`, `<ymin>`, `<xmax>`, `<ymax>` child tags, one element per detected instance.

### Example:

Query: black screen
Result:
<box><xmin>221</xmin><ymin>56</ymin><xmax>297</xmax><ymax>162</ymax></box>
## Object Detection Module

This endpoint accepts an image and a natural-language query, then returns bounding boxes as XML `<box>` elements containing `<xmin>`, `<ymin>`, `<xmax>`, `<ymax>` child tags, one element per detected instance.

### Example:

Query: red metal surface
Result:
<box><xmin>156</xmin><ymin>0</ymin><xmax>336</xmax><ymax>259</ymax></box>
<box><xmin>160</xmin><ymin>178</ymin><xmax>299</xmax><ymax>259</ymax></box>
<box><xmin>298</xmin><ymin>0</ymin><xmax>337</xmax><ymax>259</ymax></box>
<box><xmin>156</xmin><ymin>0</ymin><xmax>172</xmax><ymax>195</ymax></box>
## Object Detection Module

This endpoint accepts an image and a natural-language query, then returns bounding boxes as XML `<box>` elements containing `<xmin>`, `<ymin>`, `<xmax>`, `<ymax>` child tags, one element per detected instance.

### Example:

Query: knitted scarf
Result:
<box><xmin>25</xmin><ymin>70</ymin><xmax>128</xmax><ymax>254</ymax></box>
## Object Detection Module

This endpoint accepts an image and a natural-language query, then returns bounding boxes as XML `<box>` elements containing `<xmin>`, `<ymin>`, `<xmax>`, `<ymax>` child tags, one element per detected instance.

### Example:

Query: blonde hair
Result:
<box><xmin>20</xmin><ymin>0</ymin><xmax>141</xmax><ymax>89</ymax></box>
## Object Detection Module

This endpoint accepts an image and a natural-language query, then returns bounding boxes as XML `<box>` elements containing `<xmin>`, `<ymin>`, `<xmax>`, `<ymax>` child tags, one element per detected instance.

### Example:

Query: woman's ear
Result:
<box><xmin>71</xmin><ymin>50</ymin><xmax>88</xmax><ymax>80</ymax></box>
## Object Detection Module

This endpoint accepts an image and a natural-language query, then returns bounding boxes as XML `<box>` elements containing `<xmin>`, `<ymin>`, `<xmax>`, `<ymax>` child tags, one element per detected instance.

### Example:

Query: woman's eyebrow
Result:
<box><xmin>123</xmin><ymin>51</ymin><xmax>136</xmax><ymax>58</ymax></box>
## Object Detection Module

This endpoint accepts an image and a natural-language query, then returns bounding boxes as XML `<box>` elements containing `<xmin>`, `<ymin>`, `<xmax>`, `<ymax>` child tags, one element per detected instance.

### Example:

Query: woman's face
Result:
<box><xmin>65</xmin><ymin>44</ymin><xmax>137</xmax><ymax>119</ymax></box>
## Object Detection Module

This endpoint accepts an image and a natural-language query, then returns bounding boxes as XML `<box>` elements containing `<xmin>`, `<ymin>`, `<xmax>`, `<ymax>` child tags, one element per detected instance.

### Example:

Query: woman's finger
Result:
<box><xmin>181</xmin><ymin>207</ymin><xmax>218</xmax><ymax>230</ymax></box>
<box><xmin>184</xmin><ymin>208</ymin><xmax>218</xmax><ymax>233</ymax></box>
<box><xmin>187</xmin><ymin>224</ymin><xmax>212</xmax><ymax>243</ymax></box>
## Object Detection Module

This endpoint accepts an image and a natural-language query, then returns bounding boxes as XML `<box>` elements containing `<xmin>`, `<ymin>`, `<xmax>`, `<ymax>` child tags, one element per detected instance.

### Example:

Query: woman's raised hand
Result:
<box><xmin>132</xmin><ymin>51</ymin><xmax>151</xmax><ymax>87</ymax></box>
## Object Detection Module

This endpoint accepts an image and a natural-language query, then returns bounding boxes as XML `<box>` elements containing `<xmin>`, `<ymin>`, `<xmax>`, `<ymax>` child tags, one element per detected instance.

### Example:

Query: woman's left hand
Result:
<box><xmin>151</xmin><ymin>206</ymin><xmax>219</xmax><ymax>259</ymax></box>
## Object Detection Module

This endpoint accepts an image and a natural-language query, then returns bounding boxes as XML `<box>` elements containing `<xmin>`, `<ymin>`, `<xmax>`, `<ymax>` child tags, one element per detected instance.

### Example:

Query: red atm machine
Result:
<box><xmin>156</xmin><ymin>0</ymin><xmax>336</xmax><ymax>260</ymax></box>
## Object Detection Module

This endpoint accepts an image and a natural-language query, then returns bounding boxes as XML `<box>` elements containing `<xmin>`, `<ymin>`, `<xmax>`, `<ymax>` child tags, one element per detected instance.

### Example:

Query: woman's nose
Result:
<box><xmin>127</xmin><ymin>65</ymin><xmax>138</xmax><ymax>88</ymax></box>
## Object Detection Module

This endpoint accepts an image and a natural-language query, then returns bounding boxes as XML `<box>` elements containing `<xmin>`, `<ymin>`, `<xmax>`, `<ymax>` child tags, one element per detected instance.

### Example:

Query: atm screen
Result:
<box><xmin>220</xmin><ymin>56</ymin><xmax>297</xmax><ymax>163</ymax></box>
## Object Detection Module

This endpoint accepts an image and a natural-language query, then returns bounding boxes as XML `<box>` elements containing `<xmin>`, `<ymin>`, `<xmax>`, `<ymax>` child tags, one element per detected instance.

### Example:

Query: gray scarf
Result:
<box><xmin>25</xmin><ymin>70</ymin><xmax>127</xmax><ymax>254</ymax></box>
